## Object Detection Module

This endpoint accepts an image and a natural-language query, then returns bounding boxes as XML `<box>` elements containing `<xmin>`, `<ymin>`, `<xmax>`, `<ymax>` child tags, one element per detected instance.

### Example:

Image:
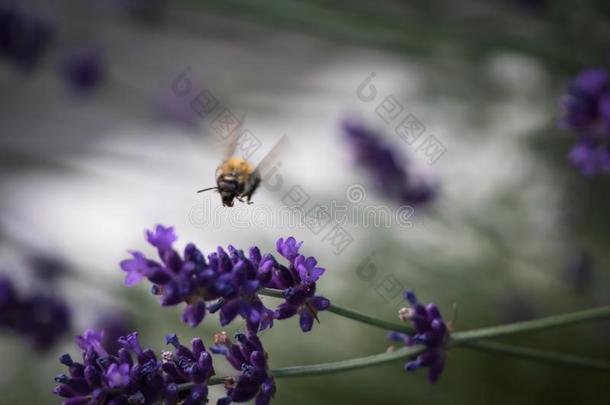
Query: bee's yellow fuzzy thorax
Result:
<box><xmin>221</xmin><ymin>157</ymin><xmax>254</xmax><ymax>175</ymax></box>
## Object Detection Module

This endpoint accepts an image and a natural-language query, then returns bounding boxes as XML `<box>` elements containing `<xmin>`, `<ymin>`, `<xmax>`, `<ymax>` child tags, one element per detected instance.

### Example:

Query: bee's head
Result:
<box><xmin>221</xmin><ymin>192</ymin><xmax>234</xmax><ymax>207</ymax></box>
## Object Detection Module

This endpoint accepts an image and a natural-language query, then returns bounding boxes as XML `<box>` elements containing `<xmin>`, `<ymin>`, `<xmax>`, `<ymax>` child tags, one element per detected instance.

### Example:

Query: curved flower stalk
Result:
<box><xmin>53</xmin><ymin>329</ymin><xmax>215</xmax><ymax>405</ymax></box>
<box><xmin>0</xmin><ymin>274</ymin><xmax>71</xmax><ymax>350</ymax></box>
<box><xmin>341</xmin><ymin>117</ymin><xmax>437</xmax><ymax>205</ymax></box>
<box><xmin>120</xmin><ymin>226</ymin><xmax>330</xmax><ymax>333</ymax></box>
<box><xmin>559</xmin><ymin>66</ymin><xmax>610</xmax><ymax>175</ymax></box>
<box><xmin>387</xmin><ymin>291</ymin><xmax>449</xmax><ymax>383</ymax></box>
<box><xmin>53</xmin><ymin>296</ymin><xmax>610</xmax><ymax>404</ymax></box>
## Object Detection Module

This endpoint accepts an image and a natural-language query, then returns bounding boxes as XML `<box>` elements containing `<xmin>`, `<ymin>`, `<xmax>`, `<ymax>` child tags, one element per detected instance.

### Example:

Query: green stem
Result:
<box><xmin>260</xmin><ymin>288</ymin><xmax>412</xmax><ymax>333</ymax></box>
<box><xmin>451</xmin><ymin>306</ymin><xmax>610</xmax><ymax>342</ymax></box>
<box><xmin>177</xmin><ymin>342</ymin><xmax>610</xmax><ymax>394</ymax></box>
<box><xmin>131</xmin><ymin>292</ymin><xmax>610</xmax><ymax>396</ymax></box>
<box><xmin>259</xmin><ymin>288</ymin><xmax>610</xmax><ymax>372</ymax></box>
<box><xmin>326</xmin><ymin>304</ymin><xmax>412</xmax><ymax>333</ymax></box>
<box><xmin>260</xmin><ymin>289</ymin><xmax>610</xmax><ymax>341</ymax></box>
<box><xmin>459</xmin><ymin>341</ymin><xmax>610</xmax><ymax>372</ymax></box>
<box><xmin>271</xmin><ymin>345</ymin><xmax>425</xmax><ymax>378</ymax></box>
<box><xmin>176</xmin><ymin>345</ymin><xmax>426</xmax><ymax>392</ymax></box>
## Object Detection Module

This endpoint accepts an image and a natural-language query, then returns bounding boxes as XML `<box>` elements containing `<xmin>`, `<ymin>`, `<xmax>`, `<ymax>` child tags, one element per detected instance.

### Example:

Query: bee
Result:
<box><xmin>197</xmin><ymin>122</ymin><xmax>286</xmax><ymax>207</ymax></box>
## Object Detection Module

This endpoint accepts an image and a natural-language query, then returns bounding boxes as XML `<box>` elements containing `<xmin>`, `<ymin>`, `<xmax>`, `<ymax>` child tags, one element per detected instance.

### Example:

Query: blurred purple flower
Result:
<box><xmin>0</xmin><ymin>274</ymin><xmax>71</xmax><ymax>350</ymax></box>
<box><xmin>95</xmin><ymin>312</ymin><xmax>133</xmax><ymax>355</ymax></box>
<box><xmin>0</xmin><ymin>4</ymin><xmax>55</xmax><ymax>71</ymax></box>
<box><xmin>211</xmin><ymin>332</ymin><xmax>276</xmax><ymax>405</ymax></box>
<box><xmin>567</xmin><ymin>140</ymin><xmax>610</xmax><ymax>176</ymax></box>
<box><xmin>120</xmin><ymin>226</ymin><xmax>330</xmax><ymax>333</ymax></box>
<box><xmin>566</xmin><ymin>251</ymin><xmax>593</xmax><ymax>293</ymax></box>
<box><xmin>61</xmin><ymin>46</ymin><xmax>106</xmax><ymax>93</ymax></box>
<box><xmin>388</xmin><ymin>290</ymin><xmax>449</xmax><ymax>383</ymax></box>
<box><xmin>155</xmin><ymin>86</ymin><xmax>201</xmax><ymax>127</ymax></box>
<box><xmin>27</xmin><ymin>253</ymin><xmax>69</xmax><ymax>283</ymax></box>
<box><xmin>559</xmin><ymin>66</ymin><xmax>610</xmax><ymax>175</ymax></box>
<box><xmin>342</xmin><ymin>117</ymin><xmax>437</xmax><ymax>205</ymax></box>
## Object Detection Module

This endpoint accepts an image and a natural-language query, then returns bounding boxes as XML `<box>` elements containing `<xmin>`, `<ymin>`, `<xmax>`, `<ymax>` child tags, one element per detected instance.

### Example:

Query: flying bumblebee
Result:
<box><xmin>197</xmin><ymin>122</ymin><xmax>286</xmax><ymax>207</ymax></box>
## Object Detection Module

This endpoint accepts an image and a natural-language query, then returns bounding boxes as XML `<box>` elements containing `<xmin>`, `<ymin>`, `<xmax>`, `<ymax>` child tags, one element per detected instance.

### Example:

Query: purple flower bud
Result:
<box><xmin>165</xmin><ymin>333</ymin><xmax>180</xmax><ymax>348</ymax></box>
<box><xmin>295</xmin><ymin>255</ymin><xmax>326</xmax><ymax>283</ymax></box>
<box><xmin>105</xmin><ymin>363</ymin><xmax>130</xmax><ymax>388</ymax></box>
<box><xmin>146</xmin><ymin>225</ymin><xmax>177</xmax><ymax>253</ymax></box>
<box><xmin>299</xmin><ymin>309</ymin><xmax>315</xmax><ymax>332</ymax></box>
<box><xmin>59</xmin><ymin>353</ymin><xmax>74</xmax><ymax>366</ymax></box>
<box><xmin>76</xmin><ymin>329</ymin><xmax>107</xmax><ymax>357</ymax></box>
<box><xmin>390</xmin><ymin>290</ymin><xmax>449</xmax><ymax>383</ymax></box>
<box><xmin>404</xmin><ymin>290</ymin><xmax>418</xmax><ymax>305</ymax></box>
<box><xmin>120</xmin><ymin>251</ymin><xmax>152</xmax><ymax>287</ymax></box>
<box><xmin>276</xmin><ymin>237</ymin><xmax>303</xmax><ymax>261</ymax></box>
<box><xmin>181</xmin><ymin>301</ymin><xmax>207</xmax><ymax>328</ymax></box>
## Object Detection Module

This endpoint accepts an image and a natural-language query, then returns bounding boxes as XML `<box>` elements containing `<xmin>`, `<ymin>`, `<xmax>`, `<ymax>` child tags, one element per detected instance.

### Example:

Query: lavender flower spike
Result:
<box><xmin>388</xmin><ymin>290</ymin><xmax>449</xmax><ymax>383</ymax></box>
<box><xmin>559</xmin><ymin>64</ymin><xmax>610</xmax><ymax>175</ymax></box>
<box><xmin>211</xmin><ymin>332</ymin><xmax>276</xmax><ymax>405</ymax></box>
<box><xmin>53</xmin><ymin>330</ymin><xmax>214</xmax><ymax>405</ymax></box>
<box><xmin>120</xmin><ymin>226</ymin><xmax>330</xmax><ymax>333</ymax></box>
<box><xmin>342</xmin><ymin>117</ymin><xmax>437</xmax><ymax>205</ymax></box>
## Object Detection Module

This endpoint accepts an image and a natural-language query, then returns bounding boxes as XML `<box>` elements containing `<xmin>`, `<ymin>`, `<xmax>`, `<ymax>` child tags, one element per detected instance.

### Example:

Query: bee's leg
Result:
<box><xmin>242</xmin><ymin>192</ymin><xmax>255</xmax><ymax>204</ymax></box>
<box><xmin>242</xmin><ymin>173</ymin><xmax>260</xmax><ymax>205</ymax></box>
<box><xmin>236</xmin><ymin>195</ymin><xmax>254</xmax><ymax>205</ymax></box>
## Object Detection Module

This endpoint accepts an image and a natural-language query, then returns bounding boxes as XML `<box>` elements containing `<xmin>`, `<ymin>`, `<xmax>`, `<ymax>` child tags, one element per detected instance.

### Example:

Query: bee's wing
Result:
<box><xmin>218</xmin><ymin>113</ymin><xmax>248</xmax><ymax>160</ymax></box>
<box><xmin>253</xmin><ymin>134</ymin><xmax>289</xmax><ymax>179</ymax></box>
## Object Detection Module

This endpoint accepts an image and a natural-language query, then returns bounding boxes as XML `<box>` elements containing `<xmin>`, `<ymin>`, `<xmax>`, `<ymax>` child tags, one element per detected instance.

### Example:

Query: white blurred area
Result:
<box><xmin>0</xmin><ymin>7</ymin><xmax>562</xmax><ymax>325</ymax></box>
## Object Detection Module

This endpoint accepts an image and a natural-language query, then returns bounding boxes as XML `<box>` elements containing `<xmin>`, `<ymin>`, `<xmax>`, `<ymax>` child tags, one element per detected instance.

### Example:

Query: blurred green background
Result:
<box><xmin>1</xmin><ymin>0</ymin><xmax>610</xmax><ymax>404</ymax></box>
